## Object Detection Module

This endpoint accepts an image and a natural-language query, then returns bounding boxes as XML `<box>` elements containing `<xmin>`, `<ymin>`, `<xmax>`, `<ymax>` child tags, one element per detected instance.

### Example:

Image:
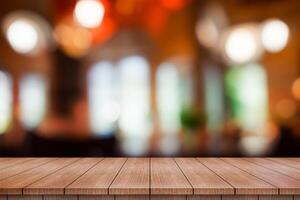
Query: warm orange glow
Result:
<box><xmin>90</xmin><ymin>15</ymin><xmax>117</xmax><ymax>45</ymax></box>
<box><xmin>292</xmin><ymin>78</ymin><xmax>300</xmax><ymax>100</ymax></box>
<box><xmin>54</xmin><ymin>16</ymin><xmax>92</xmax><ymax>58</ymax></box>
<box><xmin>114</xmin><ymin>0</ymin><xmax>151</xmax><ymax>25</ymax></box>
<box><xmin>160</xmin><ymin>0</ymin><xmax>190</xmax><ymax>11</ymax></box>
<box><xmin>275</xmin><ymin>99</ymin><xmax>297</xmax><ymax>119</ymax></box>
<box><xmin>144</xmin><ymin>4</ymin><xmax>168</xmax><ymax>37</ymax></box>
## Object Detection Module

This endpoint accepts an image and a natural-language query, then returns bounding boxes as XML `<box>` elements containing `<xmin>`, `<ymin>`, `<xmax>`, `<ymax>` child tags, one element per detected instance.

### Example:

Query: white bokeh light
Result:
<box><xmin>156</xmin><ymin>62</ymin><xmax>181</xmax><ymax>135</ymax></box>
<box><xmin>88</xmin><ymin>61</ymin><xmax>120</xmax><ymax>136</ymax></box>
<box><xmin>261</xmin><ymin>19</ymin><xmax>289</xmax><ymax>53</ymax></box>
<box><xmin>225</xmin><ymin>27</ymin><xmax>259</xmax><ymax>64</ymax></box>
<box><xmin>6</xmin><ymin>19</ymin><xmax>38</xmax><ymax>54</ymax></box>
<box><xmin>118</xmin><ymin>56</ymin><xmax>151</xmax><ymax>155</ymax></box>
<box><xmin>0</xmin><ymin>71</ymin><xmax>12</xmax><ymax>134</ymax></box>
<box><xmin>20</xmin><ymin>74</ymin><xmax>47</xmax><ymax>130</ymax></box>
<box><xmin>74</xmin><ymin>0</ymin><xmax>105</xmax><ymax>28</ymax></box>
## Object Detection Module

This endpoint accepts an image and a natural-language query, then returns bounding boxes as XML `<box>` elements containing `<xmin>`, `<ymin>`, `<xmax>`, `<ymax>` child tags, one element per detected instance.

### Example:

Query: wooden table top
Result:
<box><xmin>0</xmin><ymin>158</ymin><xmax>300</xmax><ymax>196</ymax></box>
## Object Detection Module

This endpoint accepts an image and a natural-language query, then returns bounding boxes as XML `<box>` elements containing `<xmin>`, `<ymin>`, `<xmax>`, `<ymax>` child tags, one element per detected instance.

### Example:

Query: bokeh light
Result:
<box><xmin>54</xmin><ymin>21</ymin><xmax>92</xmax><ymax>58</ymax></box>
<box><xmin>196</xmin><ymin>18</ymin><xmax>219</xmax><ymax>49</ymax></box>
<box><xmin>261</xmin><ymin>19</ymin><xmax>289</xmax><ymax>53</ymax></box>
<box><xmin>160</xmin><ymin>0</ymin><xmax>189</xmax><ymax>11</ymax></box>
<box><xmin>6</xmin><ymin>19</ymin><xmax>38</xmax><ymax>54</ymax></box>
<box><xmin>0</xmin><ymin>71</ymin><xmax>12</xmax><ymax>134</ymax></box>
<box><xmin>156</xmin><ymin>62</ymin><xmax>181</xmax><ymax>135</ymax></box>
<box><xmin>292</xmin><ymin>78</ymin><xmax>300</xmax><ymax>100</ymax></box>
<box><xmin>195</xmin><ymin>2</ymin><xmax>228</xmax><ymax>50</ymax></box>
<box><xmin>20</xmin><ymin>74</ymin><xmax>47</xmax><ymax>130</ymax></box>
<box><xmin>118</xmin><ymin>55</ymin><xmax>151</xmax><ymax>155</ymax></box>
<box><xmin>74</xmin><ymin>0</ymin><xmax>105</xmax><ymax>28</ymax></box>
<box><xmin>224</xmin><ymin>25</ymin><xmax>261</xmax><ymax>64</ymax></box>
<box><xmin>225</xmin><ymin>63</ymin><xmax>268</xmax><ymax>132</ymax></box>
<box><xmin>88</xmin><ymin>61</ymin><xmax>120</xmax><ymax>136</ymax></box>
<box><xmin>2</xmin><ymin>11</ymin><xmax>52</xmax><ymax>55</ymax></box>
<box><xmin>275</xmin><ymin>99</ymin><xmax>297</xmax><ymax>119</ymax></box>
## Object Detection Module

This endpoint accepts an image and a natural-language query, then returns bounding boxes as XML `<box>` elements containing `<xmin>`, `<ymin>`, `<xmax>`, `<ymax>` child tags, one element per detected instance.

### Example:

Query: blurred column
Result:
<box><xmin>118</xmin><ymin>55</ymin><xmax>152</xmax><ymax>156</ymax></box>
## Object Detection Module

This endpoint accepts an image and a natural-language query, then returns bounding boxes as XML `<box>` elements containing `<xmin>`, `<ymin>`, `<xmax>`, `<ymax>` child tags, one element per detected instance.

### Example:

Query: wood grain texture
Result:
<box><xmin>0</xmin><ymin>158</ymin><xmax>35</xmax><ymax>170</ymax></box>
<box><xmin>197</xmin><ymin>158</ymin><xmax>277</xmax><ymax>195</ymax></box>
<box><xmin>7</xmin><ymin>196</ymin><xmax>42</xmax><ymax>200</ymax></box>
<box><xmin>268</xmin><ymin>158</ymin><xmax>300</xmax><ymax>170</ymax></box>
<box><xmin>151</xmin><ymin>158</ymin><xmax>192</xmax><ymax>195</ymax></box>
<box><xmin>187</xmin><ymin>195</ymin><xmax>221</xmax><ymax>200</ymax></box>
<box><xmin>2</xmin><ymin>158</ymin><xmax>300</xmax><ymax>197</ymax></box>
<box><xmin>0</xmin><ymin>158</ymin><xmax>78</xmax><ymax>195</ymax></box>
<box><xmin>110</xmin><ymin>158</ymin><xmax>149</xmax><ymax>195</ymax></box>
<box><xmin>222</xmin><ymin>158</ymin><xmax>300</xmax><ymax>195</ymax></box>
<box><xmin>79</xmin><ymin>196</ymin><xmax>114</xmax><ymax>200</ymax></box>
<box><xmin>116</xmin><ymin>195</ymin><xmax>149</xmax><ymax>200</ymax></box>
<box><xmin>66</xmin><ymin>158</ymin><xmax>127</xmax><ymax>195</ymax></box>
<box><xmin>258</xmin><ymin>196</ymin><xmax>293</xmax><ymax>200</ymax></box>
<box><xmin>245</xmin><ymin>158</ymin><xmax>300</xmax><ymax>180</ymax></box>
<box><xmin>24</xmin><ymin>158</ymin><xmax>102</xmax><ymax>195</ymax></box>
<box><xmin>151</xmin><ymin>196</ymin><xmax>186</xmax><ymax>200</ymax></box>
<box><xmin>43</xmin><ymin>196</ymin><xmax>77</xmax><ymax>200</ymax></box>
<box><xmin>222</xmin><ymin>195</ymin><xmax>259</xmax><ymax>200</ymax></box>
<box><xmin>222</xmin><ymin>196</ymin><xmax>258</xmax><ymax>200</ymax></box>
<box><xmin>175</xmin><ymin>158</ymin><xmax>234</xmax><ymax>195</ymax></box>
<box><xmin>0</xmin><ymin>158</ymin><xmax>54</xmax><ymax>181</ymax></box>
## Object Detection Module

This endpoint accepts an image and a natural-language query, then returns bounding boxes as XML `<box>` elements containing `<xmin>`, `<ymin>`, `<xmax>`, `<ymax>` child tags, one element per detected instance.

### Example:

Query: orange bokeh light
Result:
<box><xmin>160</xmin><ymin>0</ymin><xmax>191</xmax><ymax>11</ymax></box>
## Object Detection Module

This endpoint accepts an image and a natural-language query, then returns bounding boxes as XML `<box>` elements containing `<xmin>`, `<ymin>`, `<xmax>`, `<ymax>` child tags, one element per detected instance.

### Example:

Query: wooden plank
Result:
<box><xmin>0</xmin><ymin>196</ymin><xmax>6</xmax><ymax>200</ymax></box>
<box><xmin>197</xmin><ymin>158</ymin><xmax>277</xmax><ymax>195</ymax></box>
<box><xmin>0</xmin><ymin>158</ymin><xmax>55</xmax><ymax>181</ymax></box>
<box><xmin>110</xmin><ymin>158</ymin><xmax>149</xmax><ymax>195</ymax></box>
<box><xmin>151</xmin><ymin>196</ymin><xmax>186</xmax><ymax>200</ymax></box>
<box><xmin>222</xmin><ymin>196</ymin><xmax>258</xmax><ymax>200</ymax></box>
<box><xmin>222</xmin><ymin>158</ymin><xmax>300</xmax><ymax>195</ymax></box>
<box><xmin>43</xmin><ymin>196</ymin><xmax>77</xmax><ymax>200</ymax></box>
<box><xmin>24</xmin><ymin>158</ymin><xmax>102</xmax><ymax>195</ymax></box>
<box><xmin>151</xmin><ymin>158</ymin><xmax>193</xmax><ymax>195</ymax></box>
<box><xmin>7</xmin><ymin>196</ymin><xmax>42</xmax><ymax>200</ymax></box>
<box><xmin>0</xmin><ymin>158</ymin><xmax>78</xmax><ymax>195</ymax></box>
<box><xmin>287</xmin><ymin>158</ymin><xmax>300</xmax><ymax>162</ymax></box>
<box><xmin>116</xmin><ymin>196</ymin><xmax>149</xmax><ymax>200</ymax></box>
<box><xmin>259</xmin><ymin>196</ymin><xmax>293</xmax><ymax>200</ymax></box>
<box><xmin>175</xmin><ymin>158</ymin><xmax>234</xmax><ymax>195</ymax></box>
<box><xmin>66</xmin><ymin>158</ymin><xmax>127</xmax><ymax>195</ymax></box>
<box><xmin>79</xmin><ymin>196</ymin><xmax>114</xmax><ymax>200</ymax></box>
<box><xmin>0</xmin><ymin>158</ymin><xmax>35</xmax><ymax>171</ymax></box>
<box><xmin>268</xmin><ymin>158</ymin><xmax>300</xmax><ymax>170</ymax></box>
<box><xmin>187</xmin><ymin>195</ymin><xmax>222</xmax><ymax>200</ymax></box>
<box><xmin>244</xmin><ymin>158</ymin><xmax>300</xmax><ymax>180</ymax></box>
<box><xmin>187</xmin><ymin>195</ymin><xmax>221</xmax><ymax>200</ymax></box>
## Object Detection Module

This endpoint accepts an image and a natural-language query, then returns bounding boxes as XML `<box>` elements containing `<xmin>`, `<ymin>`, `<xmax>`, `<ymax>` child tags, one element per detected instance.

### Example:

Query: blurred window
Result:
<box><xmin>0</xmin><ymin>71</ymin><xmax>12</xmax><ymax>134</ymax></box>
<box><xmin>156</xmin><ymin>62</ymin><xmax>181</xmax><ymax>135</ymax></box>
<box><xmin>118</xmin><ymin>56</ymin><xmax>151</xmax><ymax>155</ymax></box>
<box><xmin>88</xmin><ymin>61</ymin><xmax>119</xmax><ymax>136</ymax></box>
<box><xmin>20</xmin><ymin>74</ymin><xmax>47</xmax><ymax>130</ymax></box>
<box><xmin>225</xmin><ymin>63</ymin><xmax>268</xmax><ymax>133</ymax></box>
<box><xmin>203</xmin><ymin>65</ymin><xmax>224</xmax><ymax>134</ymax></box>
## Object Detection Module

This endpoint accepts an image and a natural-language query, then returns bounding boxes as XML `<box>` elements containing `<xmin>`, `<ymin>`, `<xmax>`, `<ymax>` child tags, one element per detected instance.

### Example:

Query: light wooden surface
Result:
<box><xmin>24</xmin><ymin>158</ymin><xmax>102</xmax><ymax>195</ymax></box>
<box><xmin>175</xmin><ymin>158</ymin><xmax>234</xmax><ymax>195</ymax></box>
<box><xmin>197</xmin><ymin>158</ymin><xmax>277</xmax><ymax>195</ymax></box>
<box><xmin>110</xmin><ymin>158</ymin><xmax>150</xmax><ymax>195</ymax></box>
<box><xmin>222</xmin><ymin>158</ymin><xmax>300</xmax><ymax>194</ymax></box>
<box><xmin>151</xmin><ymin>158</ymin><xmax>193</xmax><ymax>195</ymax></box>
<box><xmin>1</xmin><ymin>158</ymin><xmax>300</xmax><ymax>198</ymax></box>
<box><xmin>65</xmin><ymin>158</ymin><xmax>126</xmax><ymax>195</ymax></box>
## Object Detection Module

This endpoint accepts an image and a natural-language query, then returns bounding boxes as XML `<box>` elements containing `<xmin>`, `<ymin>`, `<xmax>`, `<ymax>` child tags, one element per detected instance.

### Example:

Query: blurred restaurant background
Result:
<box><xmin>1</xmin><ymin>0</ymin><xmax>300</xmax><ymax>157</ymax></box>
